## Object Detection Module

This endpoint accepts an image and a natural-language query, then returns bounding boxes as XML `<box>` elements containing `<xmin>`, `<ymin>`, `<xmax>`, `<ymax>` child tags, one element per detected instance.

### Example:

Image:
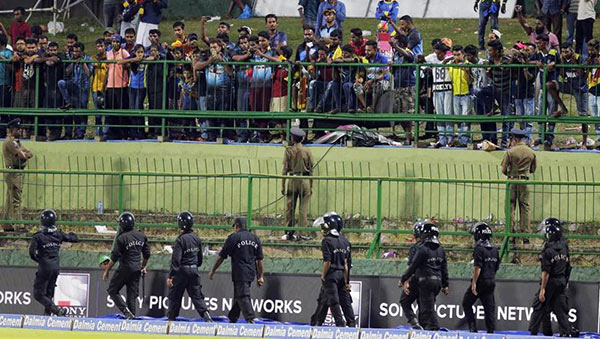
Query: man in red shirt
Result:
<box><xmin>9</xmin><ymin>7</ymin><xmax>32</xmax><ymax>45</ymax></box>
<box><xmin>349</xmin><ymin>28</ymin><xmax>367</xmax><ymax>57</ymax></box>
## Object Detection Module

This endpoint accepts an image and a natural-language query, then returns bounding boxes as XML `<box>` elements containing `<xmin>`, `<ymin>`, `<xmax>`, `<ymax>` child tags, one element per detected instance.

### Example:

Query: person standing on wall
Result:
<box><xmin>281</xmin><ymin>128</ymin><xmax>314</xmax><ymax>241</ymax></box>
<box><xmin>2</xmin><ymin>118</ymin><xmax>33</xmax><ymax>233</ymax></box>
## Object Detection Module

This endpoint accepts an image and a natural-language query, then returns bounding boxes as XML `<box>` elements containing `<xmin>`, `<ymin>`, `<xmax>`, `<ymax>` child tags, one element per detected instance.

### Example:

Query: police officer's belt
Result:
<box><xmin>418</xmin><ymin>276</ymin><xmax>441</xmax><ymax>282</ymax></box>
<box><xmin>6</xmin><ymin>165</ymin><xmax>25</xmax><ymax>170</ymax></box>
<box><xmin>288</xmin><ymin>172</ymin><xmax>311</xmax><ymax>176</ymax></box>
<box><xmin>181</xmin><ymin>265</ymin><xmax>197</xmax><ymax>268</ymax></box>
<box><xmin>509</xmin><ymin>175</ymin><xmax>529</xmax><ymax>180</ymax></box>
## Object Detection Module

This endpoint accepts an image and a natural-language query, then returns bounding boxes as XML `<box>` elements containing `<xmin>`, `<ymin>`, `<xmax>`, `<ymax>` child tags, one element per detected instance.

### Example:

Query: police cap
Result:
<box><xmin>233</xmin><ymin>217</ymin><xmax>247</xmax><ymax>229</ymax></box>
<box><xmin>290</xmin><ymin>128</ymin><xmax>306</xmax><ymax>138</ymax></box>
<box><xmin>7</xmin><ymin>118</ymin><xmax>21</xmax><ymax>129</ymax></box>
<box><xmin>511</xmin><ymin>128</ymin><xmax>526</xmax><ymax>138</ymax></box>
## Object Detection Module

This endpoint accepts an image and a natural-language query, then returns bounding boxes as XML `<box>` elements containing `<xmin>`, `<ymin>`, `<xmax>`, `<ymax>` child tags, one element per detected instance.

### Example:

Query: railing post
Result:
<box><xmin>367</xmin><ymin>179</ymin><xmax>383</xmax><ymax>259</ymax></box>
<box><xmin>34</xmin><ymin>65</ymin><xmax>40</xmax><ymax>139</ymax></box>
<box><xmin>286</xmin><ymin>62</ymin><xmax>293</xmax><ymax>112</ymax></box>
<box><xmin>118</xmin><ymin>174</ymin><xmax>125</xmax><ymax>215</ymax></box>
<box><xmin>161</xmin><ymin>59</ymin><xmax>168</xmax><ymax>141</ymax></box>
<box><xmin>413</xmin><ymin>64</ymin><xmax>421</xmax><ymax>145</ymax></box>
<box><xmin>540</xmin><ymin>65</ymin><xmax>548</xmax><ymax>146</ymax></box>
<box><xmin>247</xmin><ymin>176</ymin><xmax>253</xmax><ymax>229</ymax></box>
<box><xmin>500</xmin><ymin>181</ymin><xmax>512</xmax><ymax>261</ymax></box>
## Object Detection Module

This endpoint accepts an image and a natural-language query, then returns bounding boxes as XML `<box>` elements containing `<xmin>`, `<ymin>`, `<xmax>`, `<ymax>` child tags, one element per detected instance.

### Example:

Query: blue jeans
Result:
<box><xmin>433</xmin><ymin>91</ymin><xmax>453</xmax><ymax>145</ymax></box>
<box><xmin>309</xmin><ymin>80</ymin><xmax>327</xmax><ymax>110</ymax></box>
<box><xmin>474</xmin><ymin>85</ymin><xmax>513</xmax><ymax>146</ymax></box>
<box><xmin>587</xmin><ymin>93</ymin><xmax>600</xmax><ymax>141</ymax></box>
<box><xmin>342</xmin><ymin>81</ymin><xmax>357</xmax><ymax>110</ymax></box>
<box><xmin>128</xmin><ymin>87</ymin><xmax>146</xmax><ymax>138</ymax></box>
<box><xmin>93</xmin><ymin>91</ymin><xmax>109</xmax><ymax>138</ymax></box>
<box><xmin>57</xmin><ymin>80</ymin><xmax>89</xmax><ymax>138</ymax></box>
<box><xmin>453</xmin><ymin>95</ymin><xmax>472</xmax><ymax>145</ymax></box>
<box><xmin>566</xmin><ymin>12</ymin><xmax>577</xmax><ymax>46</ymax></box>
<box><xmin>478</xmin><ymin>1</ymin><xmax>499</xmax><ymax>49</ymax></box>
<box><xmin>514</xmin><ymin>98</ymin><xmax>535</xmax><ymax>144</ymax></box>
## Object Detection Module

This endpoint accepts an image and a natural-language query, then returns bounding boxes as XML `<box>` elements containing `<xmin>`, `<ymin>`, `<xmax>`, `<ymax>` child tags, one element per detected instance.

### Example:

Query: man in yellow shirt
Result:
<box><xmin>447</xmin><ymin>45</ymin><xmax>473</xmax><ymax>146</ymax></box>
<box><xmin>92</xmin><ymin>38</ymin><xmax>108</xmax><ymax>140</ymax></box>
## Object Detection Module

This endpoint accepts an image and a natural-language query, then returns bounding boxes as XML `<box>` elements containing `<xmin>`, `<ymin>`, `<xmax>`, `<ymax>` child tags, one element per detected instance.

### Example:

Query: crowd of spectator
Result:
<box><xmin>0</xmin><ymin>0</ymin><xmax>599</xmax><ymax>149</ymax></box>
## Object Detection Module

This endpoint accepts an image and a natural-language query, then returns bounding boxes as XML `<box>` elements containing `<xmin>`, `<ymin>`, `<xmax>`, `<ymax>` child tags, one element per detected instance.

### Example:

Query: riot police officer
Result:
<box><xmin>462</xmin><ymin>222</ymin><xmax>500</xmax><ymax>333</ymax></box>
<box><xmin>29</xmin><ymin>209</ymin><xmax>79</xmax><ymax>316</ymax></box>
<box><xmin>317</xmin><ymin>214</ymin><xmax>348</xmax><ymax>327</ymax></box>
<box><xmin>310</xmin><ymin>212</ymin><xmax>356</xmax><ymax>327</ymax></box>
<box><xmin>167</xmin><ymin>211</ymin><xmax>213</xmax><ymax>322</ymax></box>
<box><xmin>398</xmin><ymin>221</ymin><xmax>425</xmax><ymax>329</ymax></box>
<box><xmin>528</xmin><ymin>217</ymin><xmax>571</xmax><ymax>336</ymax></box>
<box><xmin>209</xmin><ymin>217</ymin><xmax>264</xmax><ymax>324</ymax></box>
<box><xmin>102</xmin><ymin>212</ymin><xmax>150</xmax><ymax>319</ymax></box>
<box><xmin>400</xmin><ymin>222</ymin><xmax>449</xmax><ymax>330</ymax></box>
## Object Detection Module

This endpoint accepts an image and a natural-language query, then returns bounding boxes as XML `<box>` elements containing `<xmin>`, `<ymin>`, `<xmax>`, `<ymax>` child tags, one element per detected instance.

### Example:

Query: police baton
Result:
<box><xmin>141</xmin><ymin>270</ymin><xmax>146</xmax><ymax>307</ymax></box>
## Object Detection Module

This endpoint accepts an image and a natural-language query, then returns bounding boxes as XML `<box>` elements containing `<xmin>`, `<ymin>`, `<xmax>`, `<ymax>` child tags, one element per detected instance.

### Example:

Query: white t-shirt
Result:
<box><xmin>425</xmin><ymin>53</ymin><xmax>452</xmax><ymax>92</ymax></box>
<box><xmin>578</xmin><ymin>0</ymin><xmax>597</xmax><ymax>21</ymax></box>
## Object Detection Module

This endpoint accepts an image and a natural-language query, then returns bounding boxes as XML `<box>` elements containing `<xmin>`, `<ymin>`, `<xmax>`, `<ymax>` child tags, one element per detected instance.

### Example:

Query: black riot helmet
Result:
<box><xmin>541</xmin><ymin>217</ymin><xmax>563</xmax><ymax>242</ymax></box>
<box><xmin>177</xmin><ymin>211</ymin><xmax>194</xmax><ymax>231</ymax></box>
<box><xmin>326</xmin><ymin>211</ymin><xmax>344</xmax><ymax>232</ymax></box>
<box><xmin>40</xmin><ymin>209</ymin><xmax>57</xmax><ymax>228</ymax></box>
<box><xmin>420</xmin><ymin>222</ymin><xmax>439</xmax><ymax>243</ymax></box>
<box><xmin>412</xmin><ymin>221</ymin><xmax>425</xmax><ymax>238</ymax></box>
<box><xmin>471</xmin><ymin>222</ymin><xmax>492</xmax><ymax>241</ymax></box>
<box><xmin>318</xmin><ymin>215</ymin><xmax>339</xmax><ymax>237</ymax></box>
<box><xmin>119</xmin><ymin>212</ymin><xmax>135</xmax><ymax>232</ymax></box>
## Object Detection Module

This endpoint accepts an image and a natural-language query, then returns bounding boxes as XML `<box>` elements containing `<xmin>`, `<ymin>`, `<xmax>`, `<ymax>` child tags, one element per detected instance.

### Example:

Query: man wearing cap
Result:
<box><xmin>501</xmin><ymin>128</ymin><xmax>537</xmax><ymax>250</ymax></box>
<box><xmin>2</xmin><ymin>118</ymin><xmax>33</xmax><ymax>232</ymax></box>
<box><xmin>238</xmin><ymin>26</ymin><xmax>252</xmax><ymax>40</ymax></box>
<box><xmin>316</xmin><ymin>0</ymin><xmax>346</xmax><ymax>37</ymax></box>
<box><xmin>135</xmin><ymin>0</ymin><xmax>168</xmax><ymax>48</ymax></box>
<box><xmin>474</xmin><ymin>0</ymin><xmax>506</xmax><ymax>51</ymax></box>
<box><xmin>318</xmin><ymin>8</ymin><xmax>340</xmax><ymax>39</ymax></box>
<box><xmin>209</xmin><ymin>217</ymin><xmax>264</xmax><ymax>324</ymax></box>
<box><xmin>281</xmin><ymin>128</ymin><xmax>314</xmax><ymax>241</ymax></box>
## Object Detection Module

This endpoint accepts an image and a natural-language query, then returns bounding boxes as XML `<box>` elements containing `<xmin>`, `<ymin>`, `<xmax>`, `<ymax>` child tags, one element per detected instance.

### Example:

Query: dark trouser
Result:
<box><xmin>474</xmin><ymin>86</ymin><xmax>513</xmax><ymax>146</ymax></box>
<box><xmin>566</xmin><ymin>12</ymin><xmax>577</xmax><ymax>46</ymax></box>
<box><xmin>544</xmin><ymin>13</ymin><xmax>563</xmax><ymax>45</ymax></box>
<box><xmin>206</xmin><ymin>86</ymin><xmax>232</xmax><ymax>140</ymax></box>
<box><xmin>147</xmin><ymin>90</ymin><xmax>164</xmax><ymax>136</ymax></box>
<box><xmin>128</xmin><ymin>87</ymin><xmax>146</xmax><ymax>139</ymax></box>
<box><xmin>462</xmin><ymin>278</ymin><xmax>496</xmax><ymax>333</ymax></box>
<box><xmin>575</xmin><ymin>19</ymin><xmax>594</xmax><ymax>54</ymax></box>
<box><xmin>105</xmin><ymin>87</ymin><xmax>129</xmax><ymax>139</ymax></box>
<box><xmin>107</xmin><ymin>269</ymin><xmax>141</xmax><ymax>316</ymax></box>
<box><xmin>228</xmin><ymin>281</ymin><xmax>255</xmax><ymax>322</ymax></box>
<box><xmin>168</xmin><ymin>267</ymin><xmax>209</xmax><ymax>321</ymax></box>
<box><xmin>322</xmin><ymin>270</ymin><xmax>347</xmax><ymax>327</ymax></box>
<box><xmin>310</xmin><ymin>281</ymin><xmax>356</xmax><ymax>326</ymax></box>
<box><xmin>477</xmin><ymin>2</ymin><xmax>499</xmax><ymax>50</ymax></box>
<box><xmin>529</xmin><ymin>277</ymin><xmax>570</xmax><ymax>336</ymax></box>
<box><xmin>33</xmin><ymin>268</ymin><xmax>59</xmax><ymax>314</ymax></box>
<box><xmin>400</xmin><ymin>276</ymin><xmax>420</xmax><ymax>325</ymax></box>
<box><xmin>103</xmin><ymin>3</ymin><xmax>119</xmax><ymax>28</ymax></box>
<box><xmin>418</xmin><ymin>277</ymin><xmax>442</xmax><ymax>331</ymax></box>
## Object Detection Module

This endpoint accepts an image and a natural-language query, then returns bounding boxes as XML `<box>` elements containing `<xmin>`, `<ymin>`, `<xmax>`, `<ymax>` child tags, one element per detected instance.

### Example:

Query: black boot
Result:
<box><xmin>409</xmin><ymin>318</ymin><xmax>423</xmax><ymax>330</ymax></box>
<box><xmin>331</xmin><ymin>305</ymin><xmax>346</xmax><ymax>327</ymax></box>
<box><xmin>468</xmin><ymin>321</ymin><xmax>478</xmax><ymax>333</ymax></box>
<box><xmin>201</xmin><ymin>311</ymin><xmax>213</xmax><ymax>323</ymax></box>
<box><xmin>50</xmin><ymin>305</ymin><xmax>67</xmax><ymax>317</ymax></box>
<box><xmin>123</xmin><ymin>308</ymin><xmax>135</xmax><ymax>320</ymax></box>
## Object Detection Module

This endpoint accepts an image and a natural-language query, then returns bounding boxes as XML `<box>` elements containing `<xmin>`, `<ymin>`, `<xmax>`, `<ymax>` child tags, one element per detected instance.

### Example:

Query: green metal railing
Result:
<box><xmin>1</xmin><ymin>169</ymin><xmax>599</xmax><ymax>260</ymax></box>
<box><xmin>1</xmin><ymin>59</ymin><xmax>600</xmax><ymax>143</ymax></box>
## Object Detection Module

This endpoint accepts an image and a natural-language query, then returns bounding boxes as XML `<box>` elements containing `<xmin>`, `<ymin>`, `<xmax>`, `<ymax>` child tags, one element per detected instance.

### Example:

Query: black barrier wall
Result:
<box><xmin>0</xmin><ymin>267</ymin><xmax>597</xmax><ymax>332</ymax></box>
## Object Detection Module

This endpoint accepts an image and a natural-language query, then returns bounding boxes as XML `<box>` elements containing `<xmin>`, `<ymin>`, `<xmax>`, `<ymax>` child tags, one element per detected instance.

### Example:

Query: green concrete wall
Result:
<box><xmin>2</xmin><ymin>142</ymin><xmax>599</xmax><ymax>225</ymax></box>
<box><xmin>3</xmin><ymin>249</ymin><xmax>599</xmax><ymax>282</ymax></box>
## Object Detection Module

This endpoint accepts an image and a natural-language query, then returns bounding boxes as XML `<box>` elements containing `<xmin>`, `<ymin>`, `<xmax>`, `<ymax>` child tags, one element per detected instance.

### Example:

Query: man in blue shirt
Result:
<box><xmin>265</xmin><ymin>14</ymin><xmax>287</xmax><ymax>49</ymax></box>
<box><xmin>318</xmin><ymin>9</ymin><xmax>340</xmax><ymax>39</ymax></box>
<box><xmin>136</xmin><ymin>0</ymin><xmax>168</xmax><ymax>48</ymax></box>
<box><xmin>298</xmin><ymin>0</ymin><xmax>321</xmax><ymax>29</ymax></box>
<box><xmin>58</xmin><ymin>42</ymin><xmax>93</xmax><ymax>139</ymax></box>
<box><xmin>354</xmin><ymin>40</ymin><xmax>389</xmax><ymax>112</ymax></box>
<box><xmin>316</xmin><ymin>0</ymin><xmax>346</xmax><ymax>37</ymax></box>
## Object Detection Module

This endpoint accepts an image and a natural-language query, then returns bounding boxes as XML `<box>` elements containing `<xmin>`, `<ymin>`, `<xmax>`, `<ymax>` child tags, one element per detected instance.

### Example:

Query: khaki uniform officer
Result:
<box><xmin>501</xmin><ymin>128</ymin><xmax>536</xmax><ymax>245</ymax></box>
<box><xmin>2</xmin><ymin>118</ymin><xmax>33</xmax><ymax>232</ymax></box>
<box><xmin>281</xmin><ymin>128</ymin><xmax>314</xmax><ymax>241</ymax></box>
